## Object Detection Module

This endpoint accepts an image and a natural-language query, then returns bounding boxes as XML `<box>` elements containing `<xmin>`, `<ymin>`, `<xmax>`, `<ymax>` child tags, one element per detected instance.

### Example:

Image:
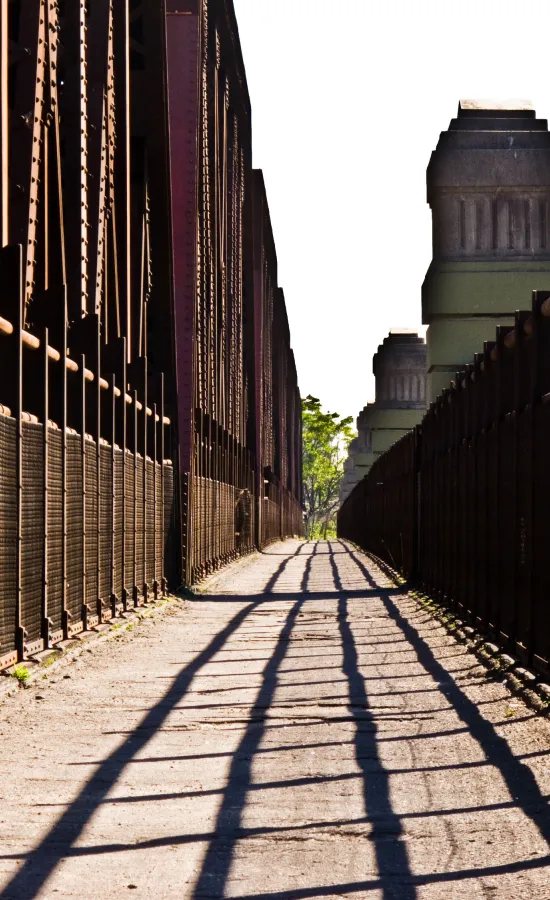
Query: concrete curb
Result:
<box><xmin>0</xmin><ymin>594</ymin><xmax>185</xmax><ymax>704</ymax></box>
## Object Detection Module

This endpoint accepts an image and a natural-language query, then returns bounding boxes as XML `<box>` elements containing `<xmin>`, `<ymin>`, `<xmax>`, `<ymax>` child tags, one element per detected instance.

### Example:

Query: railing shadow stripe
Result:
<box><xmin>0</xmin><ymin>548</ymin><xmax>304</xmax><ymax>900</ymax></box>
<box><xmin>329</xmin><ymin>544</ymin><xmax>417</xmax><ymax>900</ymax></box>
<box><xmin>348</xmin><ymin>547</ymin><xmax>550</xmax><ymax>849</ymax></box>
<box><xmin>191</xmin><ymin>545</ymin><xmax>316</xmax><ymax>898</ymax></box>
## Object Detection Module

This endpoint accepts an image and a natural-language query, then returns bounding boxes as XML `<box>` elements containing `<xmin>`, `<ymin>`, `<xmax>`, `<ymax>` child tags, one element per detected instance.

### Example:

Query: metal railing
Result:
<box><xmin>0</xmin><ymin>255</ymin><xmax>174</xmax><ymax>670</ymax></box>
<box><xmin>262</xmin><ymin>475</ymin><xmax>305</xmax><ymax>547</ymax></box>
<box><xmin>0</xmin><ymin>0</ymin><xmax>304</xmax><ymax>652</ymax></box>
<box><xmin>168</xmin><ymin>4</ymin><xmax>304</xmax><ymax>583</ymax></box>
<box><xmin>338</xmin><ymin>290</ymin><xmax>550</xmax><ymax>676</ymax></box>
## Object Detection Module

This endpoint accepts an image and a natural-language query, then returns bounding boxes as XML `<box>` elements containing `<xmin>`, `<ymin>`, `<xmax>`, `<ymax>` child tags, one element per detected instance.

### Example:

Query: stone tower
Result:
<box><xmin>340</xmin><ymin>332</ymin><xmax>427</xmax><ymax>502</ymax></box>
<box><xmin>423</xmin><ymin>100</ymin><xmax>550</xmax><ymax>401</ymax></box>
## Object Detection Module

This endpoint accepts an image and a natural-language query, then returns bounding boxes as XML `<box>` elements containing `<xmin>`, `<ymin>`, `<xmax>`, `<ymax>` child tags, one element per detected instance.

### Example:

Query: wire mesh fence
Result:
<box><xmin>338</xmin><ymin>290</ymin><xmax>550</xmax><ymax>676</ymax></box>
<box><xmin>0</xmin><ymin>0</ymin><xmax>304</xmax><ymax>670</ymax></box>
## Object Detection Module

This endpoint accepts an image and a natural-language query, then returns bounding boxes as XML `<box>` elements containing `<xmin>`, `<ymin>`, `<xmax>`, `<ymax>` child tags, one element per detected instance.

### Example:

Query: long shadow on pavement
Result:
<box><xmin>329</xmin><ymin>545</ymin><xmax>417</xmax><ymax>900</ymax></box>
<box><xmin>4</xmin><ymin>540</ymin><xmax>550</xmax><ymax>899</ymax></box>
<box><xmin>0</xmin><ymin>546</ymin><xmax>307</xmax><ymax>900</ymax></box>
<box><xmin>191</xmin><ymin>544</ymin><xmax>316</xmax><ymax>897</ymax></box>
<box><xmin>347</xmin><ymin>547</ymin><xmax>550</xmax><ymax>847</ymax></box>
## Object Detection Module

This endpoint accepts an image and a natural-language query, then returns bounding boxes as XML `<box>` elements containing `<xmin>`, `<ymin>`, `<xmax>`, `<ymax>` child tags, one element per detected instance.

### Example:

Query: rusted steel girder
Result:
<box><xmin>0</xmin><ymin>0</ymin><xmax>176</xmax><ymax>670</ymax></box>
<box><xmin>0</xmin><ymin>0</ymin><xmax>304</xmax><ymax>642</ymax></box>
<box><xmin>252</xmin><ymin>172</ymin><xmax>303</xmax><ymax>547</ymax></box>
<box><xmin>166</xmin><ymin>0</ymin><xmax>304</xmax><ymax>583</ymax></box>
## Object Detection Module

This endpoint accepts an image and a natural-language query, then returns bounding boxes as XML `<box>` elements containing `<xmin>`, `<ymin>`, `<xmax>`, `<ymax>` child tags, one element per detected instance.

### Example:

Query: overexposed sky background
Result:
<box><xmin>233</xmin><ymin>0</ymin><xmax>550</xmax><ymax>423</ymax></box>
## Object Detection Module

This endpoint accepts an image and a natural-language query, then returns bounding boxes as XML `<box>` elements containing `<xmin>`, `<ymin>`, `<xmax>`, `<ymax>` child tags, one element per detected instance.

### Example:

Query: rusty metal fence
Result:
<box><xmin>338</xmin><ymin>290</ymin><xmax>550</xmax><ymax>676</ymax></box>
<box><xmin>252</xmin><ymin>172</ymin><xmax>303</xmax><ymax>549</ymax></box>
<box><xmin>0</xmin><ymin>0</ymin><xmax>303</xmax><ymax>670</ymax></box>
<box><xmin>0</xmin><ymin>248</ymin><xmax>175</xmax><ymax>671</ymax></box>
<box><xmin>189</xmin><ymin>413</ymin><xmax>257</xmax><ymax>582</ymax></box>
<box><xmin>338</xmin><ymin>429</ymin><xmax>418</xmax><ymax>578</ymax></box>
<box><xmin>167</xmin><ymin>2</ymin><xmax>304</xmax><ymax>583</ymax></box>
<box><xmin>261</xmin><ymin>476</ymin><xmax>304</xmax><ymax>547</ymax></box>
<box><xmin>0</xmin><ymin>1</ymin><xmax>179</xmax><ymax>671</ymax></box>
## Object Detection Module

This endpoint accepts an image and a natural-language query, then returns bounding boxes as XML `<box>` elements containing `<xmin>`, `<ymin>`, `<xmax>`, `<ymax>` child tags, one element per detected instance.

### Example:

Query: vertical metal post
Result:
<box><xmin>94</xmin><ymin>323</ymin><xmax>102</xmax><ymax>624</ymax></box>
<box><xmin>160</xmin><ymin>376</ymin><xmax>166</xmax><ymax>596</ymax></box>
<box><xmin>525</xmin><ymin>304</ymin><xmax>537</xmax><ymax>662</ymax></box>
<box><xmin>41</xmin><ymin>327</ymin><xmax>50</xmax><ymax>648</ymax></box>
<box><xmin>466</xmin><ymin>365</ymin><xmax>475</xmax><ymax>620</ymax></box>
<box><xmin>60</xmin><ymin>289</ymin><xmax>69</xmax><ymax>639</ymax></box>
<box><xmin>494</xmin><ymin>327</ymin><xmax>506</xmax><ymax>642</ymax></box>
<box><xmin>80</xmin><ymin>354</ymin><xmax>87</xmax><ymax>630</ymax></box>
<box><xmin>206</xmin><ymin>412</ymin><xmax>211</xmax><ymax>573</ymax></box>
<box><xmin>153</xmin><ymin>402</ymin><xmax>158</xmax><ymax>600</ymax></box>
<box><xmin>141</xmin><ymin>366</ymin><xmax>148</xmax><ymax>601</ymax></box>
<box><xmin>76</xmin><ymin>314</ymin><xmax>101</xmax><ymax>631</ymax></box>
<box><xmin>532</xmin><ymin>291</ymin><xmax>550</xmax><ymax>669</ymax></box>
<box><xmin>133</xmin><ymin>389</ymin><xmax>138</xmax><ymax>606</ymax></box>
<box><xmin>119</xmin><ymin>339</ymin><xmax>128</xmax><ymax>610</ymax></box>
<box><xmin>12</xmin><ymin>247</ymin><xmax>24</xmax><ymax>660</ymax></box>
<box><xmin>197</xmin><ymin>410</ymin><xmax>204</xmax><ymax>579</ymax></box>
<box><xmin>513</xmin><ymin>310</ymin><xmax>536</xmax><ymax>662</ymax></box>
<box><xmin>110</xmin><ymin>376</ymin><xmax>117</xmax><ymax>617</ymax></box>
<box><xmin>279</xmin><ymin>477</ymin><xmax>283</xmax><ymax>541</ymax></box>
<box><xmin>129</xmin><ymin>356</ymin><xmax>148</xmax><ymax>599</ymax></box>
<box><xmin>412</xmin><ymin>426</ymin><xmax>420</xmax><ymax>583</ymax></box>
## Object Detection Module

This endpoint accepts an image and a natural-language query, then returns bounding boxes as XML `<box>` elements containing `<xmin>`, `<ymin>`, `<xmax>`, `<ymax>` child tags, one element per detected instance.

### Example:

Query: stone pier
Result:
<box><xmin>340</xmin><ymin>331</ymin><xmax>427</xmax><ymax>502</ymax></box>
<box><xmin>423</xmin><ymin>99</ymin><xmax>550</xmax><ymax>402</ymax></box>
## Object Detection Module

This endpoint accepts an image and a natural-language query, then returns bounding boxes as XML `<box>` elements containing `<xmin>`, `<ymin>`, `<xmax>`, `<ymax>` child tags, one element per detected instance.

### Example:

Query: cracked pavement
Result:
<box><xmin>0</xmin><ymin>540</ymin><xmax>550</xmax><ymax>898</ymax></box>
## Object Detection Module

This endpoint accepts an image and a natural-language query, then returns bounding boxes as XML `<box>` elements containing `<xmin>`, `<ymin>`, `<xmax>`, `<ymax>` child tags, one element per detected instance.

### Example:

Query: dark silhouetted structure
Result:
<box><xmin>339</xmin><ymin>290</ymin><xmax>550</xmax><ymax>677</ymax></box>
<box><xmin>0</xmin><ymin>0</ymin><xmax>303</xmax><ymax>672</ymax></box>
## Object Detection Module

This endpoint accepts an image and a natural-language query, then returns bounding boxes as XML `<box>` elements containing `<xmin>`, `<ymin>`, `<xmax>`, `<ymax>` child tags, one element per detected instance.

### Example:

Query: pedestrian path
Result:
<box><xmin>1</xmin><ymin>541</ymin><xmax>550</xmax><ymax>899</ymax></box>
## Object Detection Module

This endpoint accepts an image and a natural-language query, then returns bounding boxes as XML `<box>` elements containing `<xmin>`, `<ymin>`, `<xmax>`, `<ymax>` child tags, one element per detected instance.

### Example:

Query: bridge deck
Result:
<box><xmin>0</xmin><ymin>541</ymin><xmax>549</xmax><ymax>898</ymax></box>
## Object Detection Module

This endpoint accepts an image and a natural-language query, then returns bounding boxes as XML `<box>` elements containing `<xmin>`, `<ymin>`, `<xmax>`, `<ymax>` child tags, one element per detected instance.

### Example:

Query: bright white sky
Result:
<box><xmin>233</xmin><ymin>0</ymin><xmax>550</xmax><ymax>423</ymax></box>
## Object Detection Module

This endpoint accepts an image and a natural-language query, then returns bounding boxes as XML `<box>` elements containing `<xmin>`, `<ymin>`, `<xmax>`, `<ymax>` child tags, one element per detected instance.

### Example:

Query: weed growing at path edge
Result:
<box><xmin>12</xmin><ymin>665</ymin><xmax>30</xmax><ymax>685</ymax></box>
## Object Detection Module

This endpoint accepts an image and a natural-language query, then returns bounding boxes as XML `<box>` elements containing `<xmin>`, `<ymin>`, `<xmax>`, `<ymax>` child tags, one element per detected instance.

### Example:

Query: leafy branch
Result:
<box><xmin>302</xmin><ymin>395</ymin><xmax>355</xmax><ymax>539</ymax></box>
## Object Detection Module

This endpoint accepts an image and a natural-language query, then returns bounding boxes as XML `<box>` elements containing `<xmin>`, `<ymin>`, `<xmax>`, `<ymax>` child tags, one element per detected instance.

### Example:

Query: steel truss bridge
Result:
<box><xmin>0</xmin><ymin>0</ymin><xmax>303</xmax><ymax>671</ymax></box>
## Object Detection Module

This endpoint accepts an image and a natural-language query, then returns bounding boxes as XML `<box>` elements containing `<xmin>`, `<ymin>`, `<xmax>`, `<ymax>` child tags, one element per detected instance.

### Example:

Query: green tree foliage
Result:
<box><xmin>302</xmin><ymin>395</ymin><xmax>355</xmax><ymax>539</ymax></box>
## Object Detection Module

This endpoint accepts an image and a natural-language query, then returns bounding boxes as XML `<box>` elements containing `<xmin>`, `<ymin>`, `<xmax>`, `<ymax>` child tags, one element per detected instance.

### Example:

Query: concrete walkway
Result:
<box><xmin>1</xmin><ymin>541</ymin><xmax>550</xmax><ymax>899</ymax></box>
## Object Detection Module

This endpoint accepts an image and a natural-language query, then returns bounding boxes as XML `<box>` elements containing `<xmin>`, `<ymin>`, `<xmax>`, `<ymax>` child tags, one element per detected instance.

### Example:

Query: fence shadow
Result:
<box><xmin>2</xmin><ymin>540</ymin><xmax>550</xmax><ymax>899</ymax></box>
<box><xmin>191</xmin><ymin>549</ymin><xmax>315</xmax><ymax>897</ymax></box>
<box><xmin>347</xmin><ymin>546</ymin><xmax>550</xmax><ymax>846</ymax></box>
<box><xmin>329</xmin><ymin>545</ymin><xmax>417</xmax><ymax>900</ymax></box>
<box><xmin>0</xmin><ymin>548</ymin><xmax>307</xmax><ymax>900</ymax></box>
